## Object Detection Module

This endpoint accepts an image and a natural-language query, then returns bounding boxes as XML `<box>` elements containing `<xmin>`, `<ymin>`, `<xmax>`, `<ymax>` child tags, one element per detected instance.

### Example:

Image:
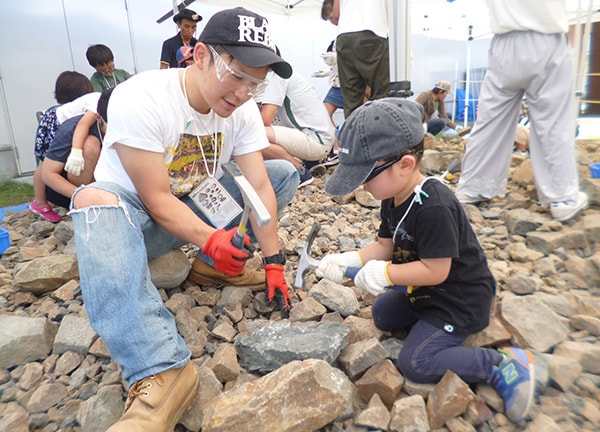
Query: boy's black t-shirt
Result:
<box><xmin>378</xmin><ymin>178</ymin><xmax>496</xmax><ymax>335</ymax></box>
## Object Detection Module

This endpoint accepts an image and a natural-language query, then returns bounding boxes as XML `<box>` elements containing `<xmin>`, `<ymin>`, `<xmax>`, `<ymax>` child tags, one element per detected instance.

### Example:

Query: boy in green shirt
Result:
<box><xmin>86</xmin><ymin>44</ymin><xmax>131</xmax><ymax>92</ymax></box>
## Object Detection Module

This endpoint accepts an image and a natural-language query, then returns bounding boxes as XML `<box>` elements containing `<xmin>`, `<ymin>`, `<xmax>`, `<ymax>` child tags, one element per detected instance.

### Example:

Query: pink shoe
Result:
<box><xmin>29</xmin><ymin>201</ymin><xmax>62</xmax><ymax>223</ymax></box>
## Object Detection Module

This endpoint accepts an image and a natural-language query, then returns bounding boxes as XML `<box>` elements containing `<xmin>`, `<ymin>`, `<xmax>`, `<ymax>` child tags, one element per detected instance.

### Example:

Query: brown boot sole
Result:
<box><xmin>169</xmin><ymin>369</ymin><xmax>200</xmax><ymax>431</ymax></box>
<box><xmin>188</xmin><ymin>269</ymin><xmax>265</xmax><ymax>291</ymax></box>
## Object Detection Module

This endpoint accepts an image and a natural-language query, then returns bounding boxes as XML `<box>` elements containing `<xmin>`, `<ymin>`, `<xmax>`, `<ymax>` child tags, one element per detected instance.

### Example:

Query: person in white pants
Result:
<box><xmin>455</xmin><ymin>0</ymin><xmax>588</xmax><ymax>222</ymax></box>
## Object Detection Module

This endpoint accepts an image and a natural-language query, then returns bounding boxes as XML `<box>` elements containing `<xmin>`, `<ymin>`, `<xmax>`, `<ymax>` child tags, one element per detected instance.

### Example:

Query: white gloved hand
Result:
<box><xmin>354</xmin><ymin>260</ymin><xmax>392</xmax><ymax>296</ymax></box>
<box><xmin>64</xmin><ymin>148</ymin><xmax>84</xmax><ymax>176</ymax></box>
<box><xmin>316</xmin><ymin>251</ymin><xmax>363</xmax><ymax>284</ymax></box>
<box><xmin>321</xmin><ymin>51</ymin><xmax>336</xmax><ymax>66</ymax></box>
<box><xmin>312</xmin><ymin>69</ymin><xmax>330</xmax><ymax>78</ymax></box>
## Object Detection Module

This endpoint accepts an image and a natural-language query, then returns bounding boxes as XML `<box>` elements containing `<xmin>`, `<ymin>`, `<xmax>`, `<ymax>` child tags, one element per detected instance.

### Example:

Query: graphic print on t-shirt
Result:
<box><xmin>166</xmin><ymin>131</ymin><xmax>223</xmax><ymax>197</ymax></box>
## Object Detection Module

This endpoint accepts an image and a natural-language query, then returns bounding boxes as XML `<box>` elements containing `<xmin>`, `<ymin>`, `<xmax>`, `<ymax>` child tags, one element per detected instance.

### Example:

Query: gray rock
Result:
<box><xmin>309</xmin><ymin>279</ymin><xmax>360</xmax><ymax>317</ymax></box>
<box><xmin>77</xmin><ymin>384</ymin><xmax>124</xmax><ymax>432</ymax></box>
<box><xmin>235</xmin><ymin>320</ymin><xmax>349</xmax><ymax>373</ymax></box>
<box><xmin>53</xmin><ymin>315</ymin><xmax>97</xmax><ymax>355</ymax></box>
<box><xmin>149</xmin><ymin>248</ymin><xmax>191</xmax><ymax>289</ymax></box>
<box><xmin>0</xmin><ymin>315</ymin><xmax>56</xmax><ymax>369</ymax></box>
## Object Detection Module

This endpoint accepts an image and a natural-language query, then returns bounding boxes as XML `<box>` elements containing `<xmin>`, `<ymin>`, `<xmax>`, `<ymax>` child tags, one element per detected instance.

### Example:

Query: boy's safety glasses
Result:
<box><xmin>364</xmin><ymin>147</ymin><xmax>424</xmax><ymax>183</ymax></box>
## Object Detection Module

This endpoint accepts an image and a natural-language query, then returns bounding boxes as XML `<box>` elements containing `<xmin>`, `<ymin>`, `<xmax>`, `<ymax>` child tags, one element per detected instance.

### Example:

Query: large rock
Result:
<box><xmin>12</xmin><ymin>255</ymin><xmax>79</xmax><ymax>294</ymax></box>
<box><xmin>0</xmin><ymin>315</ymin><xmax>57</xmax><ymax>369</ymax></box>
<box><xmin>53</xmin><ymin>315</ymin><xmax>97</xmax><ymax>355</ymax></box>
<box><xmin>149</xmin><ymin>248</ymin><xmax>191</xmax><ymax>289</ymax></box>
<box><xmin>201</xmin><ymin>359</ymin><xmax>356</xmax><ymax>432</ymax></box>
<box><xmin>500</xmin><ymin>295</ymin><xmax>569</xmax><ymax>352</ymax></box>
<box><xmin>235</xmin><ymin>321</ymin><xmax>349</xmax><ymax>373</ymax></box>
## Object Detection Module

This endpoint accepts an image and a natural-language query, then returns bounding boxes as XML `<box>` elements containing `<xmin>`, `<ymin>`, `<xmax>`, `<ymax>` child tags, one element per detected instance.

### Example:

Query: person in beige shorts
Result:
<box><xmin>258</xmin><ymin>66</ymin><xmax>335</xmax><ymax>187</ymax></box>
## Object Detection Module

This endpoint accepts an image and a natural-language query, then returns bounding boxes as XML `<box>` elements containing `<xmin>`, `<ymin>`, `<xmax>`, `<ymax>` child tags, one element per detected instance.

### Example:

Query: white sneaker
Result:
<box><xmin>550</xmin><ymin>191</ymin><xmax>588</xmax><ymax>222</ymax></box>
<box><xmin>455</xmin><ymin>193</ymin><xmax>489</xmax><ymax>205</ymax></box>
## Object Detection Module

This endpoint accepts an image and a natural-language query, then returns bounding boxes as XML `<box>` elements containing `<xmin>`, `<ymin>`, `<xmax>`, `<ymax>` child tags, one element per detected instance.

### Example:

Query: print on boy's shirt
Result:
<box><xmin>393</xmin><ymin>247</ymin><xmax>417</xmax><ymax>263</ymax></box>
<box><xmin>166</xmin><ymin>132</ymin><xmax>223</xmax><ymax>197</ymax></box>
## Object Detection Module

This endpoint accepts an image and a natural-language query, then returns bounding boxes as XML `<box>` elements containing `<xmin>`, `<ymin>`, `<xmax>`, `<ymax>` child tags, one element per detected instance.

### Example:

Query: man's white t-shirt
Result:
<box><xmin>258</xmin><ymin>72</ymin><xmax>335</xmax><ymax>147</ymax></box>
<box><xmin>337</xmin><ymin>0</ymin><xmax>388</xmax><ymax>38</ymax></box>
<box><xmin>96</xmin><ymin>69</ymin><xmax>268</xmax><ymax>197</ymax></box>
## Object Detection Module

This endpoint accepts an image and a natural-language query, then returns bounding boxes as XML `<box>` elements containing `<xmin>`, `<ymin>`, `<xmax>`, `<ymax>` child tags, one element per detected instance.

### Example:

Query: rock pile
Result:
<box><xmin>0</xmin><ymin>136</ymin><xmax>599</xmax><ymax>432</ymax></box>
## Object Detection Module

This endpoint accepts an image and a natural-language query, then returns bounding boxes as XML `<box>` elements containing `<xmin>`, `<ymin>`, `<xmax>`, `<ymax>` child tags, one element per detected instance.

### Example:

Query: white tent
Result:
<box><xmin>0</xmin><ymin>0</ymin><xmax>598</xmax><ymax>179</ymax></box>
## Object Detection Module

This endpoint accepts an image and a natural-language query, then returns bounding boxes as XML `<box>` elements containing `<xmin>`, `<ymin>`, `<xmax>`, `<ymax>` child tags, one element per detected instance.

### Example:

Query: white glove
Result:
<box><xmin>64</xmin><ymin>149</ymin><xmax>84</xmax><ymax>176</ymax></box>
<box><xmin>354</xmin><ymin>260</ymin><xmax>392</xmax><ymax>296</ymax></box>
<box><xmin>312</xmin><ymin>69</ymin><xmax>330</xmax><ymax>78</ymax></box>
<box><xmin>316</xmin><ymin>251</ymin><xmax>363</xmax><ymax>284</ymax></box>
<box><xmin>321</xmin><ymin>51</ymin><xmax>336</xmax><ymax>66</ymax></box>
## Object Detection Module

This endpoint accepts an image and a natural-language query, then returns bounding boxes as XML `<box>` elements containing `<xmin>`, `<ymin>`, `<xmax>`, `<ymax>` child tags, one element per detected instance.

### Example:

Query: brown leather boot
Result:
<box><xmin>107</xmin><ymin>361</ymin><xmax>199</xmax><ymax>432</ymax></box>
<box><xmin>188</xmin><ymin>257</ymin><xmax>265</xmax><ymax>289</ymax></box>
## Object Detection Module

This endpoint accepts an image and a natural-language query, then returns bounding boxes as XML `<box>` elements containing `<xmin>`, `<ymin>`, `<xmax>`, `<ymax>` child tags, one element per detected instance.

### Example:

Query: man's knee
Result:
<box><xmin>72</xmin><ymin>187</ymin><xmax>118</xmax><ymax>209</ymax></box>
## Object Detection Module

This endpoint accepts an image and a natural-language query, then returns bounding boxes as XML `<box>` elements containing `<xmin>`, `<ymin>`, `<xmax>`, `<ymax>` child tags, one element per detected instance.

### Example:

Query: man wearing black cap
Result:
<box><xmin>70</xmin><ymin>7</ymin><xmax>297</xmax><ymax>430</ymax></box>
<box><xmin>160</xmin><ymin>8</ymin><xmax>202</xmax><ymax>69</ymax></box>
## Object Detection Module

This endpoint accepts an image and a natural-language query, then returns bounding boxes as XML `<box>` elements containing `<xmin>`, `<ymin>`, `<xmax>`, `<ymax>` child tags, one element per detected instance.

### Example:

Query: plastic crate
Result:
<box><xmin>590</xmin><ymin>163</ymin><xmax>600</xmax><ymax>179</ymax></box>
<box><xmin>0</xmin><ymin>227</ymin><xmax>9</xmax><ymax>255</ymax></box>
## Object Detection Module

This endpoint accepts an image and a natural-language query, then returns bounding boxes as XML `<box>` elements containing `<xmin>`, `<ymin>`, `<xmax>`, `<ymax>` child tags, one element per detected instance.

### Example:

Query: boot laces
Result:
<box><xmin>124</xmin><ymin>373</ymin><xmax>167</xmax><ymax>411</ymax></box>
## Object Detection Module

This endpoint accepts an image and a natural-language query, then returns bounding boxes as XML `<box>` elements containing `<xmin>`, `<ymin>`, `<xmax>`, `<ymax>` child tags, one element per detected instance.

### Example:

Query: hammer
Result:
<box><xmin>221</xmin><ymin>161</ymin><xmax>271</xmax><ymax>248</ymax></box>
<box><xmin>294</xmin><ymin>222</ymin><xmax>407</xmax><ymax>292</ymax></box>
<box><xmin>222</xmin><ymin>161</ymin><xmax>291</xmax><ymax>316</ymax></box>
<box><xmin>294</xmin><ymin>222</ymin><xmax>322</xmax><ymax>289</ymax></box>
<box><xmin>440</xmin><ymin>159</ymin><xmax>459</xmax><ymax>184</ymax></box>
<box><xmin>294</xmin><ymin>222</ymin><xmax>360</xmax><ymax>289</ymax></box>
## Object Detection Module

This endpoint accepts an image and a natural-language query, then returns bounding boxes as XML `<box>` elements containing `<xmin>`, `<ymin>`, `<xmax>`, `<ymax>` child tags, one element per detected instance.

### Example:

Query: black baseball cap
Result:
<box><xmin>173</xmin><ymin>8</ymin><xmax>202</xmax><ymax>23</ymax></box>
<box><xmin>198</xmin><ymin>7</ymin><xmax>292</xmax><ymax>79</ymax></box>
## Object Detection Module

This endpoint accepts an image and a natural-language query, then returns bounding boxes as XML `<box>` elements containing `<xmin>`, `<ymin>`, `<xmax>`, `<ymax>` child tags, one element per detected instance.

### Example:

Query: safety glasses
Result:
<box><xmin>364</xmin><ymin>147</ymin><xmax>423</xmax><ymax>183</ymax></box>
<box><xmin>209</xmin><ymin>46</ymin><xmax>269</xmax><ymax>97</ymax></box>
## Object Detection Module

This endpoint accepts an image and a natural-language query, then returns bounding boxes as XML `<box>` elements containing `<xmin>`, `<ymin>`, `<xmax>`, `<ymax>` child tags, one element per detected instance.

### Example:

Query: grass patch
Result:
<box><xmin>0</xmin><ymin>181</ymin><xmax>34</xmax><ymax>208</ymax></box>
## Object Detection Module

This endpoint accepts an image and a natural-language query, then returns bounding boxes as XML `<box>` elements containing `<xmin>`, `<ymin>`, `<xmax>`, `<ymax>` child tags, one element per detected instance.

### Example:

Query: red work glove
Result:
<box><xmin>202</xmin><ymin>228</ymin><xmax>252</xmax><ymax>275</ymax></box>
<box><xmin>265</xmin><ymin>264</ymin><xmax>291</xmax><ymax>310</ymax></box>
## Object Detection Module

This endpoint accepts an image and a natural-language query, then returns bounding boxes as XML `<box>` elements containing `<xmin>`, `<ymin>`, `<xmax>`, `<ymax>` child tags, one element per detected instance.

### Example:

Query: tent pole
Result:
<box><xmin>463</xmin><ymin>25</ymin><xmax>473</xmax><ymax>129</ymax></box>
<box><xmin>124</xmin><ymin>0</ymin><xmax>139</xmax><ymax>74</ymax></box>
<box><xmin>453</xmin><ymin>61</ymin><xmax>458</xmax><ymax>124</ymax></box>
<box><xmin>573</xmin><ymin>0</ymin><xmax>583</xmax><ymax>90</ymax></box>
<box><xmin>575</xmin><ymin>0</ymin><xmax>594</xmax><ymax>116</ymax></box>
<box><xmin>388</xmin><ymin>0</ymin><xmax>410</xmax><ymax>82</ymax></box>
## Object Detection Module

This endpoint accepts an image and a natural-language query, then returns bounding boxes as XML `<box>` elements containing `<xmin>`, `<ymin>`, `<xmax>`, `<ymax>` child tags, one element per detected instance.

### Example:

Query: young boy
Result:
<box><xmin>317</xmin><ymin>98</ymin><xmax>536</xmax><ymax>425</ymax></box>
<box><xmin>86</xmin><ymin>44</ymin><xmax>131</xmax><ymax>92</ymax></box>
<box><xmin>70</xmin><ymin>8</ymin><xmax>297</xmax><ymax>430</ymax></box>
<box><xmin>41</xmin><ymin>89</ymin><xmax>112</xmax><ymax>208</ymax></box>
<box><xmin>31</xmin><ymin>71</ymin><xmax>95</xmax><ymax>223</ymax></box>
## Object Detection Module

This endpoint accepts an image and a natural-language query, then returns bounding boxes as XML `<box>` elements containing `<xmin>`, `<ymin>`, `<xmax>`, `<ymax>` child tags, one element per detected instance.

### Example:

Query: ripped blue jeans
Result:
<box><xmin>70</xmin><ymin>160</ymin><xmax>298</xmax><ymax>385</ymax></box>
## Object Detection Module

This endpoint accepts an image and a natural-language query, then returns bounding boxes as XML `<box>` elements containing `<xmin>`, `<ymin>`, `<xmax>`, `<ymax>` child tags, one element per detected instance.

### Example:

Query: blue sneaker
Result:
<box><xmin>297</xmin><ymin>164</ymin><xmax>314</xmax><ymax>188</ymax></box>
<box><xmin>492</xmin><ymin>347</ymin><xmax>536</xmax><ymax>423</ymax></box>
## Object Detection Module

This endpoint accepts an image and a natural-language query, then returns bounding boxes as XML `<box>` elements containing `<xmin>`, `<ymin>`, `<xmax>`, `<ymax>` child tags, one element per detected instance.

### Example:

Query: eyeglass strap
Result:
<box><xmin>392</xmin><ymin>176</ymin><xmax>438</xmax><ymax>243</ymax></box>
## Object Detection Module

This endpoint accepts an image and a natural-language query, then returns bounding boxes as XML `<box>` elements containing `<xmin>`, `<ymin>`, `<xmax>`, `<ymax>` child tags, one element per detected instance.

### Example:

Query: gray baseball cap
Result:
<box><xmin>324</xmin><ymin>98</ymin><xmax>425</xmax><ymax>197</ymax></box>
